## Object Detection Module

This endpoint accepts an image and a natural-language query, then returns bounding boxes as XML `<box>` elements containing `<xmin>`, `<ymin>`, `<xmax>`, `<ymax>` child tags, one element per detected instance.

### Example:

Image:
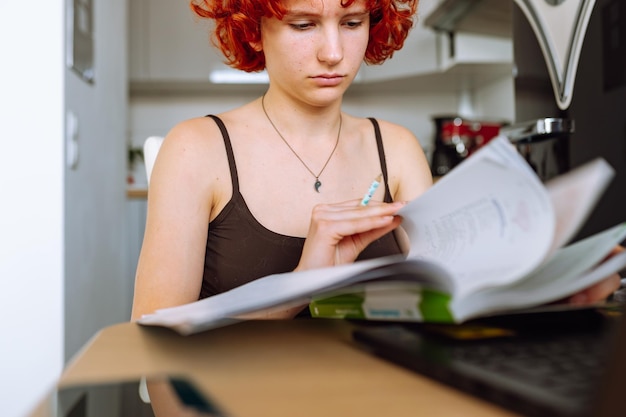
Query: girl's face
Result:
<box><xmin>255</xmin><ymin>0</ymin><xmax>370</xmax><ymax>105</ymax></box>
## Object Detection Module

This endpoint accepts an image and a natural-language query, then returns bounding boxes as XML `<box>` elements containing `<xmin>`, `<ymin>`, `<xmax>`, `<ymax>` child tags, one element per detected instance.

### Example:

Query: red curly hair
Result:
<box><xmin>190</xmin><ymin>0</ymin><xmax>418</xmax><ymax>72</ymax></box>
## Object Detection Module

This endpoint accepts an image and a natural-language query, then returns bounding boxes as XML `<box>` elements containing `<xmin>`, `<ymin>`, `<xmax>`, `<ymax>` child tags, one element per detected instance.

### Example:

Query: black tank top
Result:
<box><xmin>200</xmin><ymin>115</ymin><xmax>403</xmax><ymax>298</ymax></box>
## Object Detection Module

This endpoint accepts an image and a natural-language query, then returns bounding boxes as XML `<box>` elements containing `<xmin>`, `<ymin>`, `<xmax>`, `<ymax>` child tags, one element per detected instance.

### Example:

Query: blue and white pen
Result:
<box><xmin>360</xmin><ymin>174</ymin><xmax>383</xmax><ymax>206</ymax></box>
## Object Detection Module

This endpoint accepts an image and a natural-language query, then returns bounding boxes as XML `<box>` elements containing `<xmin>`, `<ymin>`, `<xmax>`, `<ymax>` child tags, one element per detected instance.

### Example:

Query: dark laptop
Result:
<box><xmin>352</xmin><ymin>306</ymin><xmax>626</xmax><ymax>417</ymax></box>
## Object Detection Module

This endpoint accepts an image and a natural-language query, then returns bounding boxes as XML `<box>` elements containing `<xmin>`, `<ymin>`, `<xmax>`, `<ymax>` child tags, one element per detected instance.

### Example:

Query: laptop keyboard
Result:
<box><xmin>446</xmin><ymin>333</ymin><xmax>606</xmax><ymax>399</ymax></box>
<box><xmin>352</xmin><ymin>313</ymin><xmax>617</xmax><ymax>417</ymax></box>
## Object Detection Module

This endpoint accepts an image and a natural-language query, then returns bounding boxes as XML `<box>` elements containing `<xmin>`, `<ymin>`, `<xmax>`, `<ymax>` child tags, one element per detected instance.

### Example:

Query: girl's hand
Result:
<box><xmin>567</xmin><ymin>245</ymin><xmax>624</xmax><ymax>305</ymax></box>
<box><xmin>297</xmin><ymin>199</ymin><xmax>406</xmax><ymax>271</ymax></box>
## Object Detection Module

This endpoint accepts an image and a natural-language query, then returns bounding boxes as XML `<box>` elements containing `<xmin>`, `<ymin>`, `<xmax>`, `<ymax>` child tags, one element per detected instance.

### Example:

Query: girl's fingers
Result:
<box><xmin>305</xmin><ymin>201</ymin><xmax>406</xmax><ymax>251</ymax></box>
<box><xmin>310</xmin><ymin>209</ymin><xmax>399</xmax><ymax>240</ymax></box>
<box><xmin>312</xmin><ymin>201</ymin><xmax>405</xmax><ymax>221</ymax></box>
<box><xmin>335</xmin><ymin>218</ymin><xmax>403</xmax><ymax>263</ymax></box>
<box><xmin>298</xmin><ymin>201</ymin><xmax>405</xmax><ymax>270</ymax></box>
<box><xmin>568</xmin><ymin>245</ymin><xmax>626</xmax><ymax>305</ymax></box>
<box><xmin>568</xmin><ymin>274</ymin><xmax>622</xmax><ymax>305</ymax></box>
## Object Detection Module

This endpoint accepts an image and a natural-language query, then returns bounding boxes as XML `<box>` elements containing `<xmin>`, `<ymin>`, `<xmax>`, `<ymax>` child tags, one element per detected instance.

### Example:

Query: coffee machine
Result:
<box><xmin>430</xmin><ymin>116</ymin><xmax>505</xmax><ymax>177</ymax></box>
<box><xmin>430</xmin><ymin>115</ymin><xmax>574</xmax><ymax>180</ymax></box>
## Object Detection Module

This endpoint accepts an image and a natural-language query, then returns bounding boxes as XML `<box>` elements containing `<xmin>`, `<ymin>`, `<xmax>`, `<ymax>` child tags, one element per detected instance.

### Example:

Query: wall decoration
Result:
<box><xmin>66</xmin><ymin>0</ymin><xmax>95</xmax><ymax>83</ymax></box>
<box><xmin>513</xmin><ymin>0</ymin><xmax>595</xmax><ymax>109</ymax></box>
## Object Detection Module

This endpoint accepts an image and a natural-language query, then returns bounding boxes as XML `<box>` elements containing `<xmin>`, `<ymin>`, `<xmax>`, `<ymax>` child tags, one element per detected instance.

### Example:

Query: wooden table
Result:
<box><xmin>30</xmin><ymin>319</ymin><xmax>519</xmax><ymax>417</ymax></box>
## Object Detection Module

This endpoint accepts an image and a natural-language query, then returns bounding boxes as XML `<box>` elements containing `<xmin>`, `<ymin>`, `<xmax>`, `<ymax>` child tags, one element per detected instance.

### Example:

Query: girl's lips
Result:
<box><xmin>312</xmin><ymin>74</ymin><xmax>345</xmax><ymax>87</ymax></box>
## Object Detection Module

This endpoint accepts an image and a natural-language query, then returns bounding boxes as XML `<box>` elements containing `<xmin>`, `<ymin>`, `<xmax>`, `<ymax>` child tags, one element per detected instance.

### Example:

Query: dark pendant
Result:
<box><xmin>314</xmin><ymin>179</ymin><xmax>322</xmax><ymax>193</ymax></box>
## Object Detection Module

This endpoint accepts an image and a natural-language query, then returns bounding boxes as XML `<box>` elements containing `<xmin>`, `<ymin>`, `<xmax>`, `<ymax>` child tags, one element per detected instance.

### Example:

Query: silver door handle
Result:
<box><xmin>500</xmin><ymin>118</ymin><xmax>575</xmax><ymax>143</ymax></box>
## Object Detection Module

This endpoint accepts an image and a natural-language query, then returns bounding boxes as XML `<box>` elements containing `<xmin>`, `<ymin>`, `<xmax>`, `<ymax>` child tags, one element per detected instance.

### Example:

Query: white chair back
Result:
<box><xmin>143</xmin><ymin>136</ymin><xmax>164</xmax><ymax>185</ymax></box>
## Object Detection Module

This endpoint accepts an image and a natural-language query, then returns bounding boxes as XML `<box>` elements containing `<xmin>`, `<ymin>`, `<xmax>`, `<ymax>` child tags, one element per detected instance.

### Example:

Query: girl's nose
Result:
<box><xmin>317</xmin><ymin>27</ymin><xmax>343</xmax><ymax>65</ymax></box>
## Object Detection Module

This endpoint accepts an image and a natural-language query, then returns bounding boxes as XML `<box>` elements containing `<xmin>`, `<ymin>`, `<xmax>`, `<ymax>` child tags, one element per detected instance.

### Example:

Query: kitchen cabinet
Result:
<box><xmin>128</xmin><ymin>0</ymin><xmax>514</xmax><ymax>96</ymax></box>
<box><xmin>435</xmin><ymin>31</ymin><xmax>512</xmax><ymax>72</ymax></box>
<box><xmin>424</xmin><ymin>0</ymin><xmax>512</xmax><ymax>38</ymax></box>
<box><xmin>129</xmin><ymin>0</ymin><xmax>238</xmax><ymax>93</ymax></box>
<box><xmin>357</xmin><ymin>0</ymin><xmax>441</xmax><ymax>83</ymax></box>
<box><xmin>361</xmin><ymin>0</ymin><xmax>512</xmax><ymax>82</ymax></box>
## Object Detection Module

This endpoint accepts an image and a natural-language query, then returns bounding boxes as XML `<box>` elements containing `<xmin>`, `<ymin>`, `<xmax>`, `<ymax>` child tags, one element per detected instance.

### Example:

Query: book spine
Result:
<box><xmin>309</xmin><ymin>289</ymin><xmax>455</xmax><ymax>323</ymax></box>
<box><xmin>309</xmin><ymin>293</ymin><xmax>367</xmax><ymax>319</ymax></box>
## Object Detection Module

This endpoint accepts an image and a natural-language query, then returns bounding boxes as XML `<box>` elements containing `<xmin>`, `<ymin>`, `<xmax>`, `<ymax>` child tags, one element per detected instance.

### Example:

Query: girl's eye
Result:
<box><xmin>289</xmin><ymin>22</ymin><xmax>314</xmax><ymax>30</ymax></box>
<box><xmin>344</xmin><ymin>20</ymin><xmax>364</xmax><ymax>28</ymax></box>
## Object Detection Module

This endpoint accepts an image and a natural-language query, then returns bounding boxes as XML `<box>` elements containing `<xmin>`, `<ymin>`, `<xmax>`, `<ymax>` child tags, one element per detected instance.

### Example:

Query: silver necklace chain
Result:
<box><xmin>261</xmin><ymin>94</ymin><xmax>341</xmax><ymax>192</ymax></box>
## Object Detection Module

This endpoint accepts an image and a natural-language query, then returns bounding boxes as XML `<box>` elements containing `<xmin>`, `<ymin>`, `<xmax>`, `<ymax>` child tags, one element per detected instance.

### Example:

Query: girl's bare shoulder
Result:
<box><xmin>163</xmin><ymin>115</ymin><xmax>228</xmax><ymax>155</ymax></box>
<box><xmin>149</xmin><ymin>115</ymin><xmax>234</xmax><ymax>200</ymax></box>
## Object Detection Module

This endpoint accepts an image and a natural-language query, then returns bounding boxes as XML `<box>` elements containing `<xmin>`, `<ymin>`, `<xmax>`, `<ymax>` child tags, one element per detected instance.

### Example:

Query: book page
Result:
<box><xmin>544</xmin><ymin>158</ymin><xmax>614</xmax><ymax>252</ymax></box>
<box><xmin>398</xmin><ymin>136</ymin><xmax>555</xmax><ymax>298</ymax></box>
<box><xmin>456</xmin><ymin>222</ymin><xmax>626</xmax><ymax>321</ymax></box>
<box><xmin>138</xmin><ymin>255</ymin><xmax>454</xmax><ymax>335</ymax></box>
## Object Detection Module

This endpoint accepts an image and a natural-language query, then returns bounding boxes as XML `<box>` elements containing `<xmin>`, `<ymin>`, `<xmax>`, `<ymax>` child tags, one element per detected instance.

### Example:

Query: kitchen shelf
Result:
<box><xmin>128</xmin><ymin>61</ymin><xmax>514</xmax><ymax>98</ymax></box>
<box><xmin>129</xmin><ymin>80</ymin><xmax>268</xmax><ymax>97</ymax></box>
<box><xmin>350</xmin><ymin>62</ymin><xmax>514</xmax><ymax>94</ymax></box>
<box><xmin>424</xmin><ymin>0</ymin><xmax>513</xmax><ymax>38</ymax></box>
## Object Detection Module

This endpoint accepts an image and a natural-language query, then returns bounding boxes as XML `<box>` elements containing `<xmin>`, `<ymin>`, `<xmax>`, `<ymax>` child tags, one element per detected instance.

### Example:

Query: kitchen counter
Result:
<box><xmin>127</xmin><ymin>187</ymin><xmax>148</xmax><ymax>199</ymax></box>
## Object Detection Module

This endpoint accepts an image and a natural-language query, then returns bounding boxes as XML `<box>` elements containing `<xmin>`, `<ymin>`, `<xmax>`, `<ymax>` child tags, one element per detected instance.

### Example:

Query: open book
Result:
<box><xmin>138</xmin><ymin>136</ymin><xmax>626</xmax><ymax>335</ymax></box>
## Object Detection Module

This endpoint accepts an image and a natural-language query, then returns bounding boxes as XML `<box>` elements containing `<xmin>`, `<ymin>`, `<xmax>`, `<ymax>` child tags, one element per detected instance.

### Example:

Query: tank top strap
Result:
<box><xmin>367</xmin><ymin>118</ymin><xmax>393</xmax><ymax>202</ymax></box>
<box><xmin>206</xmin><ymin>114</ymin><xmax>239</xmax><ymax>193</ymax></box>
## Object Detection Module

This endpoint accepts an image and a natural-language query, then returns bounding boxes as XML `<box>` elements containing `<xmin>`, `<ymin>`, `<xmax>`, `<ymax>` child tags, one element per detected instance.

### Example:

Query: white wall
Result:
<box><xmin>0</xmin><ymin>1</ymin><xmax>129</xmax><ymax>416</ymax></box>
<box><xmin>0</xmin><ymin>2</ymin><xmax>64</xmax><ymax>417</ymax></box>
<box><xmin>473</xmin><ymin>76</ymin><xmax>516</xmax><ymax>123</ymax></box>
